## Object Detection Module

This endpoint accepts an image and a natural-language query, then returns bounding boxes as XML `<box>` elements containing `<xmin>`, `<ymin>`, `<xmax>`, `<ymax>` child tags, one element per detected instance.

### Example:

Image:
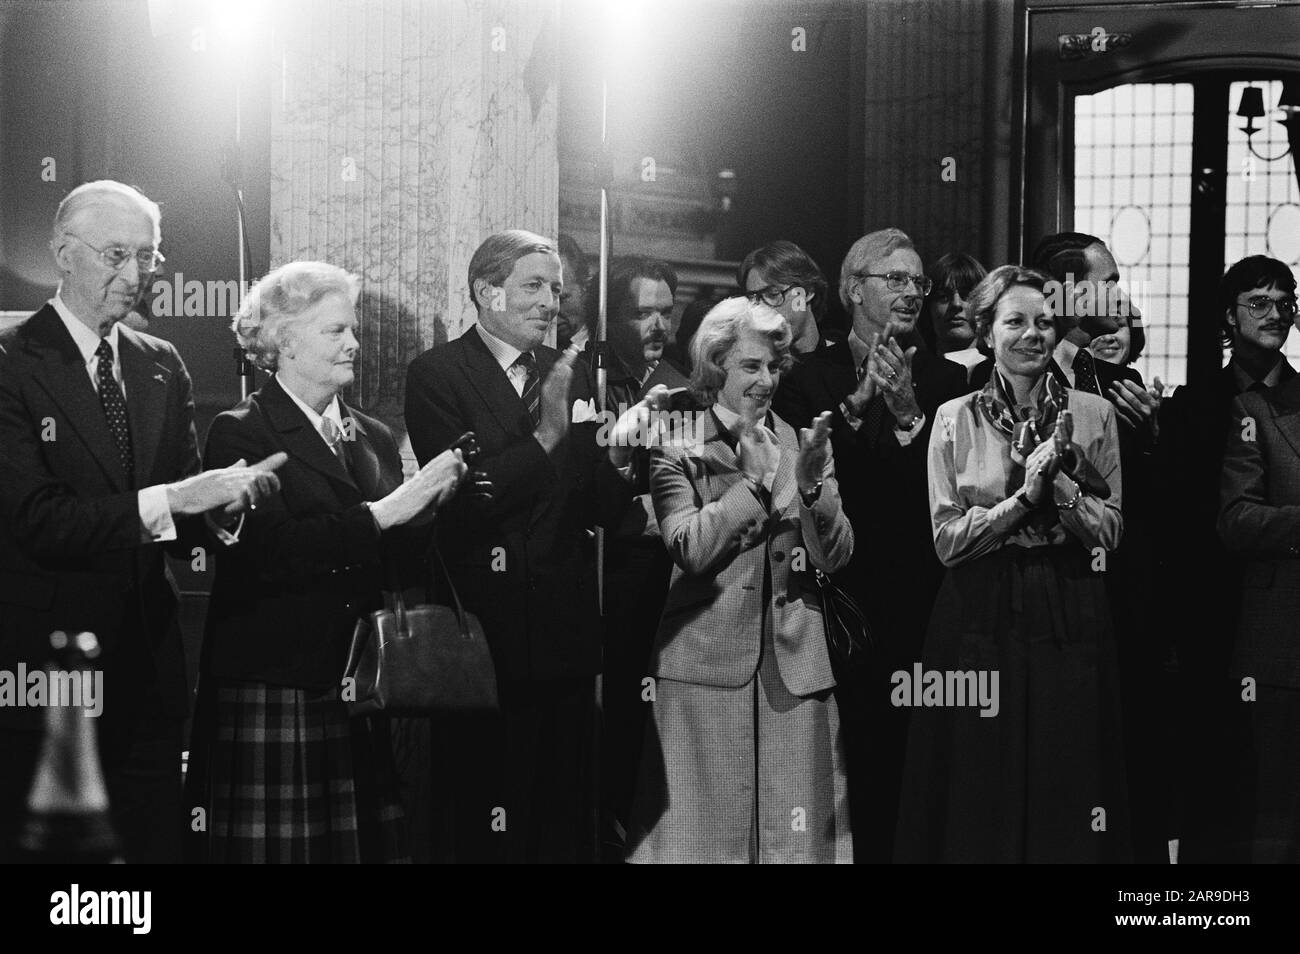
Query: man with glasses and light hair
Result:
<box><xmin>0</xmin><ymin>180</ymin><xmax>283</xmax><ymax>862</ymax></box>
<box><xmin>1161</xmin><ymin>254</ymin><xmax>1299</xmax><ymax>862</ymax></box>
<box><xmin>771</xmin><ymin>227</ymin><xmax>967</xmax><ymax>863</ymax></box>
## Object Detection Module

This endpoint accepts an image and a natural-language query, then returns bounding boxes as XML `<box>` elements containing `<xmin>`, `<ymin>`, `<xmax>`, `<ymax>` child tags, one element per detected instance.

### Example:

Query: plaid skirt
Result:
<box><xmin>185</xmin><ymin>678</ymin><xmax>409</xmax><ymax>863</ymax></box>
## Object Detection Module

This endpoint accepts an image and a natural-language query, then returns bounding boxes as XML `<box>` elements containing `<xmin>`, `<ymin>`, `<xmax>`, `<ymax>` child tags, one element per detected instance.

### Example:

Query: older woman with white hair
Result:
<box><xmin>186</xmin><ymin>261</ymin><xmax>467</xmax><ymax>864</ymax></box>
<box><xmin>626</xmin><ymin>296</ymin><xmax>855</xmax><ymax>863</ymax></box>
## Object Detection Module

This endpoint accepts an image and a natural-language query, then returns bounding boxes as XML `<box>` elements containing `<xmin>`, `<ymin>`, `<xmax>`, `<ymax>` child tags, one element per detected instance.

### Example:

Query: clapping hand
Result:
<box><xmin>169</xmin><ymin>452</ymin><xmax>289</xmax><ymax>518</ymax></box>
<box><xmin>736</xmin><ymin>408</ymin><xmax>780</xmax><ymax>490</ymax></box>
<box><xmin>536</xmin><ymin>347</ymin><xmax>580</xmax><ymax>454</ymax></box>
<box><xmin>796</xmin><ymin>411</ymin><xmax>832</xmax><ymax>494</ymax></box>
<box><xmin>370</xmin><ymin>448</ymin><xmax>466</xmax><ymax>529</ymax></box>
<box><xmin>608</xmin><ymin>384</ymin><xmax>673</xmax><ymax>467</ymax></box>
<box><xmin>1108</xmin><ymin>377</ymin><xmax>1162</xmax><ymax>438</ymax></box>
<box><xmin>867</xmin><ymin>338</ymin><xmax>922</xmax><ymax>425</ymax></box>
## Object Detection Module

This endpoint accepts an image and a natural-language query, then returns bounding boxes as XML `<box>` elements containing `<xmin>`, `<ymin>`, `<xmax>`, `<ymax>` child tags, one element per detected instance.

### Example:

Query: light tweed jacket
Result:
<box><xmin>647</xmin><ymin>408</ymin><xmax>854</xmax><ymax>696</ymax></box>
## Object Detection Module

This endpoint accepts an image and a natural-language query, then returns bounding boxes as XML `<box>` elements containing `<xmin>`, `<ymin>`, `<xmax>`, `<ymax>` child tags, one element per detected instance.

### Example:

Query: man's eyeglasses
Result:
<box><xmin>859</xmin><ymin>271</ymin><xmax>932</xmax><ymax>296</ymax></box>
<box><xmin>66</xmin><ymin>234</ymin><xmax>165</xmax><ymax>273</ymax></box>
<box><xmin>1239</xmin><ymin>295</ymin><xmax>1299</xmax><ymax>320</ymax></box>
<box><xmin>745</xmin><ymin>284</ymin><xmax>795</xmax><ymax>308</ymax></box>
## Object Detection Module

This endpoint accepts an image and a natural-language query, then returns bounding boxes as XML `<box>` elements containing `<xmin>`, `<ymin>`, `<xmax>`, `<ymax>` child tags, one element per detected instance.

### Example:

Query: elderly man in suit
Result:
<box><xmin>771</xmin><ymin>228</ymin><xmax>967</xmax><ymax>862</ymax></box>
<box><xmin>0</xmin><ymin>180</ymin><xmax>282</xmax><ymax>862</ymax></box>
<box><xmin>1168</xmin><ymin>255</ymin><xmax>1297</xmax><ymax>861</ymax></box>
<box><xmin>404</xmin><ymin>229</ymin><xmax>648</xmax><ymax>863</ymax></box>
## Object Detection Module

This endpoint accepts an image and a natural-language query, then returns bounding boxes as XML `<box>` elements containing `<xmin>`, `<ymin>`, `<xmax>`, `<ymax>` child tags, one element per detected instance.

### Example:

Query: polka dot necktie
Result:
<box><xmin>94</xmin><ymin>338</ymin><xmax>135</xmax><ymax>486</ymax></box>
<box><xmin>1071</xmin><ymin>348</ymin><xmax>1101</xmax><ymax>396</ymax></box>
<box><xmin>858</xmin><ymin>356</ymin><xmax>887</xmax><ymax>447</ymax></box>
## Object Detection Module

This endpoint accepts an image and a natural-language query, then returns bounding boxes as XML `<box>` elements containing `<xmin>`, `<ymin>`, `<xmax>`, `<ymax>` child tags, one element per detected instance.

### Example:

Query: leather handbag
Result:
<box><xmin>813</xmin><ymin>568</ymin><xmax>873</xmax><ymax>674</ymax></box>
<box><xmin>342</xmin><ymin>546</ymin><xmax>498</xmax><ymax>716</ymax></box>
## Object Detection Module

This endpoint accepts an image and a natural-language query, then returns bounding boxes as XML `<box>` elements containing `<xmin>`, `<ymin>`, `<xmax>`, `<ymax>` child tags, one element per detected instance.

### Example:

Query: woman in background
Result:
<box><xmin>922</xmin><ymin>252</ymin><xmax>988</xmax><ymax>381</ymax></box>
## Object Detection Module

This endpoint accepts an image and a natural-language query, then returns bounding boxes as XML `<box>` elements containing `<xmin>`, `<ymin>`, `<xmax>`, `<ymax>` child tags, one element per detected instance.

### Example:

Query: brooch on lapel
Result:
<box><xmin>571</xmin><ymin>398</ymin><xmax>598</xmax><ymax>423</ymax></box>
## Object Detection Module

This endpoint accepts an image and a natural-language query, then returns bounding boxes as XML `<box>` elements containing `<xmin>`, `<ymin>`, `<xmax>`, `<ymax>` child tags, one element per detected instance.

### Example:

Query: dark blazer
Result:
<box><xmin>0</xmin><ymin>305</ymin><xmax>201</xmax><ymax>728</ymax></box>
<box><xmin>200</xmin><ymin>375</ymin><xmax>417</xmax><ymax>690</ymax></box>
<box><xmin>771</xmin><ymin>337</ymin><xmax>968</xmax><ymax>650</ymax></box>
<box><xmin>1159</xmin><ymin>363</ymin><xmax>1295</xmax><ymax>658</ymax></box>
<box><xmin>1218</xmin><ymin>374</ymin><xmax>1300</xmax><ymax>689</ymax></box>
<box><xmin>404</xmin><ymin>327</ymin><xmax>627</xmax><ymax>683</ymax></box>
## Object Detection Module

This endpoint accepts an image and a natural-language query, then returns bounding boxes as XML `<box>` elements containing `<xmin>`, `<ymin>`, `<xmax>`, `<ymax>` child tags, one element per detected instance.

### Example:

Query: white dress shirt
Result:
<box><xmin>475</xmin><ymin>323</ymin><xmax>531</xmax><ymax>397</ymax></box>
<box><xmin>275</xmin><ymin>374</ymin><xmax>347</xmax><ymax>448</ymax></box>
<box><xmin>50</xmin><ymin>292</ymin><xmax>176</xmax><ymax>544</ymax></box>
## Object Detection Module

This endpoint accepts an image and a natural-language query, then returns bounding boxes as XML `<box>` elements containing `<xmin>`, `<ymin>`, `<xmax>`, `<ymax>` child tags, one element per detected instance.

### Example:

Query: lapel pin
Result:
<box><xmin>153</xmin><ymin>373</ymin><xmax>166</xmax><ymax>383</ymax></box>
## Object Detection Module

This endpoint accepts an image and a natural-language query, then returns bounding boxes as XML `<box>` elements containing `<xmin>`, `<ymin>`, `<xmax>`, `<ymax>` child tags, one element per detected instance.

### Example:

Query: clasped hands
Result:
<box><xmin>845</xmin><ymin>333</ymin><xmax>922</xmax><ymax>426</ymax></box>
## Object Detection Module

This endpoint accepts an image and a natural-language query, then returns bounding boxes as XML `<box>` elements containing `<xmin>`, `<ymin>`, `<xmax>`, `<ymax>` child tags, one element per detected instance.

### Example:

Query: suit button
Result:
<box><xmin>774</xmin><ymin>595</ymin><xmax>786</xmax><ymax>608</ymax></box>
<box><xmin>773</xmin><ymin>551</ymin><xmax>785</xmax><ymax>562</ymax></box>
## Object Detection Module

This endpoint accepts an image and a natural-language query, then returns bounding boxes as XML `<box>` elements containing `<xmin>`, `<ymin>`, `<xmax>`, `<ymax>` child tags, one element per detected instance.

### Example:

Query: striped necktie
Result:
<box><xmin>515</xmin><ymin>352</ymin><xmax>540</xmax><ymax>428</ymax></box>
<box><xmin>94</xmin><ymin>338</ymin><xmax>134</xmax><ymax>486</ymax></box>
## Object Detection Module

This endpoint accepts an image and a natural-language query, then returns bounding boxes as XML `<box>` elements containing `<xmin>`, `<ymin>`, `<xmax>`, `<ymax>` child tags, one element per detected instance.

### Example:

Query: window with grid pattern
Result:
<box><xmin>1225</xmin><ymin>80</ymin><xmax>1300</xmax><ymax>367</ymax></box>
<box><xmin>1074</xmin><ymin>83</ymin><xmax>1194</xmax><ymax>387</ymax></box>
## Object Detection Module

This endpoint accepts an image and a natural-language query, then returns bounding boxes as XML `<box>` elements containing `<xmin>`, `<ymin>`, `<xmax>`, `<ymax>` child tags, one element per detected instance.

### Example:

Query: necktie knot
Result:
<box><xmin>95</xmin><ymin>339</ymin><xmax>114</xmax><ymax>363</ymax></box>
<box><xmin>321</xmin><ymin>416</ymin><xmax>342</xmax><ymax>448</ymax></box>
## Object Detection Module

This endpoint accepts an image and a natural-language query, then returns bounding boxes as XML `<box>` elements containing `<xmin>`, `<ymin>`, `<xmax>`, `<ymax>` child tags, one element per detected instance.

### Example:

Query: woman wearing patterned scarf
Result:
<box><xmin>895</xmin><ymin>264</ymin><xmax>1131</xmax><ymax>863</ymax></box>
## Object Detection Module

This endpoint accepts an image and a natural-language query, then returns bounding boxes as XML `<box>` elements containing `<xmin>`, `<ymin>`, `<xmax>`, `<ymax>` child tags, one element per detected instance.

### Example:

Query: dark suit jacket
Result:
<box><xmin>404</xmin><ymin>327</ymin><xmax>627</xmax><ymax>683</ymax></box>
<box><xmin>0</xmin><ymin>305</ymin><xmax>201</xmax><ymax>728</ymax></box>
<box><xmin>200</xmin><ymin>375</ymin><xmax>419</xmax><ymax>690</ymax></box>
<box><xmin>1219</xmin><ymin>374</ymin><xmax>1300</xmax><ymax>688</ymax></box>
<box><xmin>771</xmin><ymin>338</ymin><xmax>967</xmax><ymax>652</ymax></box>
<box><xmin>1159</xmin><ymin>362</ymin><xmax>1296</xmax><ymax>666</ymax></box>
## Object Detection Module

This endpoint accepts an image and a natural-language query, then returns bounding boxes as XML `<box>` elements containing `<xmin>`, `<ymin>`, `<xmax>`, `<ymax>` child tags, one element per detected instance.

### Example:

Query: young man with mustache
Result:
<box><xmin>579</xmin><ymin>255</ymin><xmax>693</xmax><ymax>860</ymax></box>
<box><xmin>1162</xmin><ymin>255</ymin><xmax>1299</xmax><ymax>862</ymax></box>
<box><xmin>771</xmin><ymin>227</ymin><xmax>967</xmax><ymax>863</ymax></box>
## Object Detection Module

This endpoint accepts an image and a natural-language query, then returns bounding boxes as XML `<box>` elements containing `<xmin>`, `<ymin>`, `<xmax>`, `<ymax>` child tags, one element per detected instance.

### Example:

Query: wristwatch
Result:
<box><xmin>799</xmin><ymin>480</ymin><xmax>824</xmax><ymax>508</ymax></box>
<box><xmin>1014</xmin><ymin>488</ymin><xmax>1033</xmax><ymax>510</ymax></box>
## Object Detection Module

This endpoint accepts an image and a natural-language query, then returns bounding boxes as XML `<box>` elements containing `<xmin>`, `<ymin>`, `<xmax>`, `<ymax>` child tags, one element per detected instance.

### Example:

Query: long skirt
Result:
<box><xmin>626</xmin><ymin>625</ymin><xmax>852</xmax><ymax>864</ymax></box>
<box><xmin>185</xmin><ymin>677</ymin><xmax>409</xmax><ymax>863</ymax></box>
<box><xmin>894</xmin><ymin>545</ymin><xmax>1132</xmax><ymax>863</ymax></box>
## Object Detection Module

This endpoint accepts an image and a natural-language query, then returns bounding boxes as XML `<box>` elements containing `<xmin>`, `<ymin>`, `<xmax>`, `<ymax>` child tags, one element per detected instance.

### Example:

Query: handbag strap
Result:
<box><xmin>426</xmin><ymin>533</ymin><xmax>472</xmax><ymax>639</ymax></box>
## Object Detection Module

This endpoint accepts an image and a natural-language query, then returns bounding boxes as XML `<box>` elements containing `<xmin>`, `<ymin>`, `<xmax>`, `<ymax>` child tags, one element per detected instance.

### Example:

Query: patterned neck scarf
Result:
<box><xmin>976</xmin><ymin>368</ymin><xmax>1067</xmax><ymax>465</ymax></box>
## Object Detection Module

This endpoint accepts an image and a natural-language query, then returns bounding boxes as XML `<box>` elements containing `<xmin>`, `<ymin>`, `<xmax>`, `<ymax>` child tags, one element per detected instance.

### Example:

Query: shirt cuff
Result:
<box><xmin>839</xmin><ymin>400</ymin><xmax>864</xmax><ymax>432</ymax></box>
<box><xmin>894</xmin><ymin>412</ymin><xmax>927</xmax><ymax>447</ymax></box>
<box><xmin>139</xmin><ymin>485</ymin><xmax>177</xmax><ymax>543</ymax></box>
<box><xmin>205</xmin><ymin>510</ymin><xmax>244</xmax><ymax>546</ymax></box>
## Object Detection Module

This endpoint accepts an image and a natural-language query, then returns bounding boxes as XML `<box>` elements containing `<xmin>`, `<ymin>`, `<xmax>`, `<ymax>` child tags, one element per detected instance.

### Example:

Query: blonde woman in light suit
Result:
<box><xmin>627</xmin><ymin>297</ymin><xmax>854</xmax><ymax>864</ymax></box>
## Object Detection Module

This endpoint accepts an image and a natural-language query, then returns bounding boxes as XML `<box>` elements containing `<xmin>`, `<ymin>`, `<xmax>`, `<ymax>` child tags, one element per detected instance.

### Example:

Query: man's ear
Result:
<box><xmin>50</xmin><ymin>234</ymin><xmax>75</xmax><ymax>273</ymax></box>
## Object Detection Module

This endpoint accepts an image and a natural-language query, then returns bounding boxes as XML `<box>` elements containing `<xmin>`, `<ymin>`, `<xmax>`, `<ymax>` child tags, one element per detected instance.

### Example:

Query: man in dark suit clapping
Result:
<box><xmin>404</xmin><ymin>230</ymin><xmax>637</xmax><ymax>863</ymax></box>
<box><xmin>0</xmin><ymin>181</ymin><xmax>282</xmax><ymax>862</ymax></box>
<box><xmin>771</xmin><ymin>227</ymin><xmax>967</xmax><ymax>862</ymax></box>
